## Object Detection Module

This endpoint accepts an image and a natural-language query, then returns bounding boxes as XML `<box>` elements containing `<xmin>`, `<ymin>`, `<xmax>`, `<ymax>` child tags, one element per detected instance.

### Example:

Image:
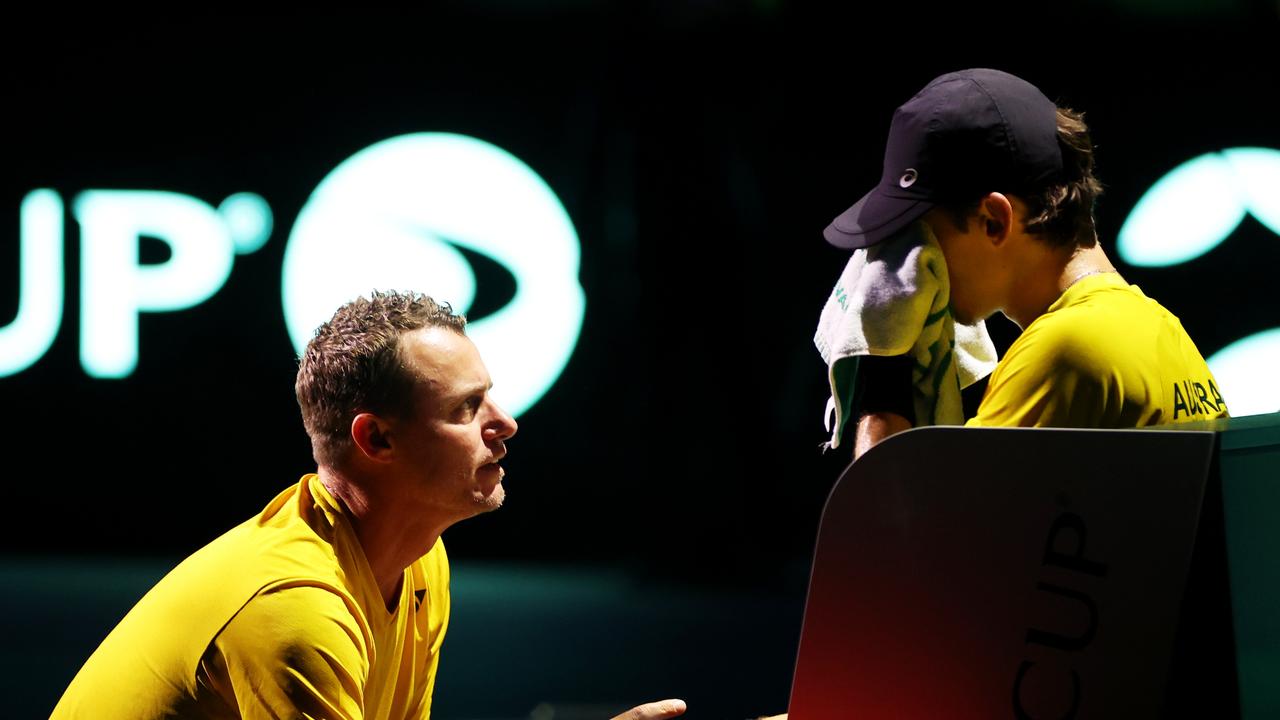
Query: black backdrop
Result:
<box><xmin>4</xmin><ymin>6</ymin><xmax>1279</xmax><ymax>589</ymax></box>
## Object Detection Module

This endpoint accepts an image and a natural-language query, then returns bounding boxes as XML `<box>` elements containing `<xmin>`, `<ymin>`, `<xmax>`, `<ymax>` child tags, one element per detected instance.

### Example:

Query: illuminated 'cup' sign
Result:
<box><xmin>1</xmin><ymin>133</ymin><xmax>584</xmax><ymax>419</ymax></box>
<box><xmin>1118</xmin><ymin>147</ymin><xmax>1280</xmax><ymax>417</ymax></box>
<box><xmin>1</xmin><ymin>190</ymin><xmax>273</xmax><ymax>378</ymax></box>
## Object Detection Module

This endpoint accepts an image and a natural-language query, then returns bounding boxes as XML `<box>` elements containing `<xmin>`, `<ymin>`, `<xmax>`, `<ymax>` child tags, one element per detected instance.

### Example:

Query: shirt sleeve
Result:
<box><xmin>201</xmin><ymin>585</ymin><xmax>372</xmax><ymax>720</ymax></box>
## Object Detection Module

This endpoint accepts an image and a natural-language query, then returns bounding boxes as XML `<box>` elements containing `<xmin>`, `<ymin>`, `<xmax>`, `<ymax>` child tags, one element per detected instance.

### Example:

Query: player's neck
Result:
<box><xmin>1005</xmin><ymin>242</ymin><xmax>1117</xmax><ymax>330</ymax></box>
<box><xmin>319</xmin><ymin>466</ymin><xmax>445</xmax><ymax>610</ymax></box>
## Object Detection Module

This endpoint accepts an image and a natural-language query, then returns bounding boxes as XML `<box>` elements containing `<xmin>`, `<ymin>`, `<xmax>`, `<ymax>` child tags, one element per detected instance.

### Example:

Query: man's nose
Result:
<box><xmin>485</xmin><ymin>401</ymin><xmax>518</xmax><ymax>442</ymax></box>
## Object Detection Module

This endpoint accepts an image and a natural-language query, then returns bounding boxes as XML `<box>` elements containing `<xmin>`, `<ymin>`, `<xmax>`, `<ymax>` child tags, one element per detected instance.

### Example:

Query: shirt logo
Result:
<box><xmin>1171</xmin><ymin>377</ymin><xmax>1228</xmax><ymax>421</ymax></box>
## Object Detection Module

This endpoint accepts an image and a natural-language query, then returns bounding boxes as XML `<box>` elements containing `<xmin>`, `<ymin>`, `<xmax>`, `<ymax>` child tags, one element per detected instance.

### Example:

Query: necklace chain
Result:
<box><xmin>1067</xmin><ymin>268</ymin><xmax>1114</xmax><ymax>289</ymax></box>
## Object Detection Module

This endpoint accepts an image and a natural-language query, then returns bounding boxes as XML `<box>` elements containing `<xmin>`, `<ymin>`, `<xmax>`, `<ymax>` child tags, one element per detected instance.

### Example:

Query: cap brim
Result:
<box><xmin>823</xmin><ymin>188</ymin><xmax>934</xmax><ymax>250</ymax></box>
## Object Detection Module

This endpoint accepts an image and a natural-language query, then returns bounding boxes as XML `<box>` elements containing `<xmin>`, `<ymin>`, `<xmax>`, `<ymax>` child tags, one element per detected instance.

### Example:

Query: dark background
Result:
<box><xmin>3</xmin><ymin>4</ymin><xmax>1279</xmax><ymax>718</ymax></box>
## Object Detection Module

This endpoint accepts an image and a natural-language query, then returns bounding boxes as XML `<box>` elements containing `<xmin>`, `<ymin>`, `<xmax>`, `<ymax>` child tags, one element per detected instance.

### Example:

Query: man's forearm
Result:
<box><xmin>853</xmin><ymin>411</ymin><xmax>913</xmax><ymax>460</ymax></box>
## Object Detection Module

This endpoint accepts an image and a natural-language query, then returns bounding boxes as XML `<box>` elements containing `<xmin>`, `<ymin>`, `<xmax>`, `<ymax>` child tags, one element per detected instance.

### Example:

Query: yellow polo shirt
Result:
<box><xmin>52</xmin><ymin>474</ymin><xmax>450</xmax><ymax>720</ymax></box>
<box><xmin>968</xmin><ymin>273</ymin><xmax>1228</xmax><ymax>428</ymax></box>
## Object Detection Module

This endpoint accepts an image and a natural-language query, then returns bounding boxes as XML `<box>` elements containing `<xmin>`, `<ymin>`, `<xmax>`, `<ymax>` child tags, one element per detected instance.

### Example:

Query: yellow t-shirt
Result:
<box><xmin>52</xmin><ymin>474</ymin><xmax>450</xmax><ymax>720</ymax></box>
<box><xmin>967</xmin><ymin>273</ymin><xmax>1228</xmax><ymax>428</ymax></box>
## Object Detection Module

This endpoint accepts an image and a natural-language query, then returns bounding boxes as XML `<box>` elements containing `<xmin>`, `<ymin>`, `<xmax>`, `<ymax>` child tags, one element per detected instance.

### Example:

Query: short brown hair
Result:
<box><xmin>940</xmin><ymin>106</ymin><xmax>1104</xmax><ymax>248</ymax></box>
<box><xmin>295</xmin><ymin>290</ymin><xmax>467</xmax><ymax>467</ymax></box>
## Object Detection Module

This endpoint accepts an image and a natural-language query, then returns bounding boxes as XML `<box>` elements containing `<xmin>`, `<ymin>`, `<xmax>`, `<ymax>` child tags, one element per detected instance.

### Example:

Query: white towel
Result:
<box><xmin>814</xmin><ymin>220</ymin><xmax>998</xmax><ymax>449</ymax></box>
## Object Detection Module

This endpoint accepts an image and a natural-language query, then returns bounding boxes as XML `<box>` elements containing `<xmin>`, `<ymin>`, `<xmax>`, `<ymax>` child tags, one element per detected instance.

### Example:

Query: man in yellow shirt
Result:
<box><xmin>53</xmin><ymin>291</ymin><xmax>686</xmax><ymax>720</ymax></box>
<box><xmin>820</xmin><ymin>68</ymin><xmax>1228</xmax><ymax>457</ymax></box>
<box><xmin>757</xmin><ymin>70</ymin><xmax>1233</xmax><ymax>720</ymax></box>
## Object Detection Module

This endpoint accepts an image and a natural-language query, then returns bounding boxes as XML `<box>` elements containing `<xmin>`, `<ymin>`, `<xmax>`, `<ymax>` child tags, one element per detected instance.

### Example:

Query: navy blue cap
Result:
<box><xmin>824</xmin><ymin>68</ymin><xmax>1065</xmax><ymax>250</ymax></box>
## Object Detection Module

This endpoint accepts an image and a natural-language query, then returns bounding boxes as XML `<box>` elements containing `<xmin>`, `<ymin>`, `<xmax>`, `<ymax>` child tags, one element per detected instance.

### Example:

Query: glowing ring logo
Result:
<box><xmin>1118</xmin><ymin>146</ymin><xmax>1280</xmax><ymax>416</ymax></box>
<box><xmin>1118</xmin><ymin>147</ymin><xmax>1280</xmax><ymax>267</ymax></box>
<box><xmin>282</xmin><ymin>133</ymin><xmax>585</xmax><ymax>417</ymax></box>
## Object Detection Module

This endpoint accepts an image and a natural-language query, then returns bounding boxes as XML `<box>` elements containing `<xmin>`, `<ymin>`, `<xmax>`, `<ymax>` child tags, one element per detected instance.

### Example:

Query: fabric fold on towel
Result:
<box><xmin>814</xmin><ymin>220</ymin><xmax>998</xmax><ymax>449</ymax></box>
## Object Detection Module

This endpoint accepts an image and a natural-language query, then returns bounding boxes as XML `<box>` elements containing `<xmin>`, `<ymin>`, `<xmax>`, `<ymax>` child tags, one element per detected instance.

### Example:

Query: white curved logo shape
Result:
<box><xmin>282</xmin><ymin>133</ymin><xmax>585</xmax><ymax>417</ymax></box>
<box><xmin>1118</xmin><ymin>147</ymin><xmax>1280</xmax><ymax>267</ymax></box>
<box><xmin>1208</xmin><ymin>329</ymin><xmax>1280</xmax><ymax>418</ymax></box>
<box><xmin>1119</xmin><ymin>146</ymin><xmax>1280</xmax><ymax>417</ymax></box>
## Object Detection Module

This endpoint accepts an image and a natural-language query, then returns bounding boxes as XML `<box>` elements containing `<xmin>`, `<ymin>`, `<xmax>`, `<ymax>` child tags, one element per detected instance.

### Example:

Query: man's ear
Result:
<box><xmin>979</xmin><ymin>192</ymin><xmax>1015</xmax><ymax>246</ymax></box>
<box><xmin>351</xmin><ymin>413</ymin><xmax>395</xmax><ymax>463</ymax></box>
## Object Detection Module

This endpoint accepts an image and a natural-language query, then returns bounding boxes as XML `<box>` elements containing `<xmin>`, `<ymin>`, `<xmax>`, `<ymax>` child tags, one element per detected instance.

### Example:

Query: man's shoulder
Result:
<box><xmin>170</xmin><ymin>488</ymin><xmax>348</xmax><ymax>594</ymax></box>
<box><xmin>1013</xmin><ymin>284</ymin><xmax>1163</xmax><ymax>369</ymax></box>
<box><xmin>112</xmin><ymin>482</ymin><xmax>353</xmax><ymax>650</ymax></box>
<box><xmin>1004</xmin><ymin>306</ymin><xmax>1106</xmax><ymax>373</ymax></box>
<box><xmin>1047</xmin><ymin>278</ymin><xmax>1171</xmax><ymax>333</ymax></box>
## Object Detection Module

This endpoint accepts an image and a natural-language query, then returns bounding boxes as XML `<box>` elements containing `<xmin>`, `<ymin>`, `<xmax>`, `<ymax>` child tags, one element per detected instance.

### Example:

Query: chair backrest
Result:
<box><xmin>787</xmin><ymin>425</ymin><xmax>1219</xmax><ymax>720</ymax></box>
